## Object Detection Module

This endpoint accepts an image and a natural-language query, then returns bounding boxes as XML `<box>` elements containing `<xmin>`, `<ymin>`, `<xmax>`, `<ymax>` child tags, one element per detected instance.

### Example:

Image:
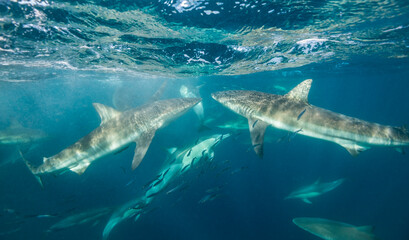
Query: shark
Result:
<box><xmin>212</xmin><ymin>79</ymin><xmax>409</xmax><ymax>157</ymax></box>
<box><xmin>0</xmin><ymin>121</ymin><xmax>48</xmax><ymax>167</ymax></box>
<box><xmin>102</xmin><ymin>134</ymin><xmax>230</xmax><ymax>240</ymax></box>
<box><xmin>293</xmin><ymin>217</ymin><xmax>380</xmax><ymax>240</ymax></box>
<box><xmin>285</xmin><ymin>178</ymin><xmax>345</xmax><ymax>204</ymax></box>
<box><xmin>0</xmin><ymin>121</ymin><xmax>47</xmax><ymax>145</ymax></box>
<box><xmin>23</xmin><ymin>98</ymin><xmax>201</xmax><ymax>185</ymax></box>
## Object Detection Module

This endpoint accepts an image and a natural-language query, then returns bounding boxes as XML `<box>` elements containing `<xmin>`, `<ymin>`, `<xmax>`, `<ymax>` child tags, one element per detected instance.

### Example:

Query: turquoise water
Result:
<box><xmin>1</xmin><ymin>1</ymin><xmax>409</xmax><ymax>239</ymax></box>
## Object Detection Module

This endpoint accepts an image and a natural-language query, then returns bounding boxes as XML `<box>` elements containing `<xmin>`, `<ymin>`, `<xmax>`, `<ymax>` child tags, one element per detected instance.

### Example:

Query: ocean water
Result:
<box><xmin>1</xmin><ymin>0</ymin><xmax>409</xmax><ymax>239</ymax></box>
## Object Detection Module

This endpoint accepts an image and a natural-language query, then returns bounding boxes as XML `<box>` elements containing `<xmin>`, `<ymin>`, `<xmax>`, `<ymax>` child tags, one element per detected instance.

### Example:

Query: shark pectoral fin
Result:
<box><xmin>132</xmin><ymin>132</ymin><xmax>155</xmax><ymax>170</ymax></box>
<box><xmin>285</xmin><ymin>79</ymin><xmax>312</xmax><ymax>103</ymax></box>
<box><xmin>339</xmin><ymin>143</ymin><xmax>369</xmax><ymax>156</ymax></box>
<box><xmin>357</xmin><ymin>226</ymin><xmax>374</xmax><ymax>233</ymax></box>
<box><xmin>395</xmin><ymin>147</ymin><xmax>405</xmax><ymax>155</ymax></box>
<box><xmin>302</xmin><ymin>198</ymin><xmax>312</xmax><ymax>204</ymax></box>
<box><xmin>93</xmin><ymin>103</ymin><xmax>121</xmax><ymax>125</ymax></box>
<box><xmin>69</xmin><ymin>161</ymin><xmax>91</xmax><ymax>175</ymax></box>
<box><xmin>248</xmin><ymin>118</ymin><xmax>269</xmax><ymax>158</ymax></box>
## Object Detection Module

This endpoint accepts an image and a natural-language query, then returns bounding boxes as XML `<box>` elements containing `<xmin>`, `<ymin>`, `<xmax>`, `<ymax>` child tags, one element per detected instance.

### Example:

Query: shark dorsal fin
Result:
<box><xmin>93</xmin><ymin>103</ymin><xmax>121</xmax><ymax>125</ymax></box>
<box><xmin>357</xmin><ymin>226</ymin><xmax>374</xmax><ymax>233</ymax></box>
<box><xmin>149</xmin><ymin>80</ymin><xmax>168</xmax><ymax>103</ymax></box>
<box><xmin>285</xmin><ymin>79</ymin><xmax>312</xmax><ymax>103</ymax></box>
<box><xmin>314</xmin><ymin>178</ymin><xmax>321</xmax><ymax>184</ymax></box>
<box><xmin>8</xmin><ymin>119</ymin><xmax>23</xmax><ymax>129</ymax></box>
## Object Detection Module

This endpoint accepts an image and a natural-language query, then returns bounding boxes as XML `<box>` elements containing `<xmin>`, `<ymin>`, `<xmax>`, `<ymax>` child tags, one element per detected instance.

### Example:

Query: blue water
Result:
<box><xmin>1</xmin><ymin>1</ymin><xmax>409</xmax><ymax>239</ymax></box>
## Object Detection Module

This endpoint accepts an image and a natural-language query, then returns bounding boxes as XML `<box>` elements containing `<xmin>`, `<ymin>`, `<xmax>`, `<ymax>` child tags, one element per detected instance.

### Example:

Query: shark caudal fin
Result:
<box><xmin>18</xmin><ymin>150</ymin><xmax>43</xmax><ymax>188</ymax></box>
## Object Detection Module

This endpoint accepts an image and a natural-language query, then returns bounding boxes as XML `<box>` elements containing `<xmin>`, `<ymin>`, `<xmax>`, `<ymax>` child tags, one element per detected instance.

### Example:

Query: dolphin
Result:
<box><xmin>285</xmin><ymin>178</ymin><xmax>345</xmax><ymax>204</ymax></box>
<box><xmin>180</xmin><ymin>85</ymin><xmax>209</xmax><ymax>131</ymax></box>
<box><xmin>102</xmin><ymin>134</ymin><xmax>229</xmax><ymax>240</ymax></box>
<box><xmin>48</xmin><ymin>207</ymin><xmax>112</xmax><ymax>232</ymax></box>
<box><xmin>23</xmin><ymin>98</ymin><xmax>201</xmax><ymax>185</ymax></box>
<box><xmin>0</xmin><ymin>121</ymin><xmax>47</xmax><ymax>145</ymax></box>
<box><xmin>215</xmin><ymin>118</ymin><xmax>249</xmax><ymax>131</ymax></box>
<box><xmin>293</xmin><ymin>217</ymin><xmax>380</xmax><ymax>240</ymax></box>
<box><xmin>212</xmin><ymin>79</ymin><xmax>409</xmax><ymax>157</ymax></box>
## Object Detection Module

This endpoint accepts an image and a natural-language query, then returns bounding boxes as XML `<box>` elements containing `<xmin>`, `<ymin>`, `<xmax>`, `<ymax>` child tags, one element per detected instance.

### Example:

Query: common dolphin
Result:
<box><xmin>180</xmin><ymin>85</ymin><xmax>208</xmax><ymax>131</ymax></box>
<box><xmin>293</xmin><ymin>217</ymin><xmax>380</xmax><ymax>240</ymax></box>
<box><xmin>285</xmin><ymin>178</ymin><xmax>345</xmax><ymax>204</ymax></box>
<box><xmin>215</xmin><ymin>118</ymin><xmax>249</xmax><ymax>131</ymax></box>
<box><xmin>102</xmin><ymin>134</ymin><xmax>229</xmax><ymax>240</ymax></box>
<box><xmin>23</xmin><ymin>98</ymin><xmax>201</xmax><ymax>185</ymax></box>
<box><xmin>212</xmin><ymin>79</ymin><xmax>409</xmax><ymax>157</ymax></box>
<box><xmin>48</xmin><ymin>207</ymin><xmax>112</xmax><ymax>232</ymax></box>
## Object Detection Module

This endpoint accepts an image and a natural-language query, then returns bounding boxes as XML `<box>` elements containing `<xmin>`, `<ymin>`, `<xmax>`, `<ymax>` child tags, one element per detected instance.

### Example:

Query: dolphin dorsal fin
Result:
<box><xmin>357</xmin><ymin>226</ymin><xmax>374</xmax><ymax>233</ymax></box>
<box><xmin>93</xmin><ymin>103</ymin><xmax>121</xmax><ymax>125</ymax></box>
<box><xmin>166</xmin><ymin>147</ymin><xmax>178</xmax><ymax>155</ymax></box>
<box><xmin>285</xmin><ymin>79</ymin><xmax>312</xmax><ymax>103</ymax></box>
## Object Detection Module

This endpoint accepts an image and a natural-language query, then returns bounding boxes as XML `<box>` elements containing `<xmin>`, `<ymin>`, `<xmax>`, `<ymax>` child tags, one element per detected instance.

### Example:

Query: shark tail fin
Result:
<box><xmin>19</xmin><ymin>150</ymin><xmax>43</xmax><ymax>188</ymax></box>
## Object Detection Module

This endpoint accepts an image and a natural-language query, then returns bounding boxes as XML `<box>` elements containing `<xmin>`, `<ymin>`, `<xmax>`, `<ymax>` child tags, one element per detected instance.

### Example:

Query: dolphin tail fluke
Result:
<box><xmin>18</xmin><ymin>150</ymin><xmax>44</xmax><ymax>188</ymax></box>
<box><xmin>102</xmin><ymin>217</ymin><xmax>120</xmax><ymax>240</ymax></box>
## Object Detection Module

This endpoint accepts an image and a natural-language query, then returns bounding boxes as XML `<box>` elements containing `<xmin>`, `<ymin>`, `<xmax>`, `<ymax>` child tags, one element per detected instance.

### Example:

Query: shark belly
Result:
<box><xmin>259</xmin><ymin>104</ymin><xmax>405</xmax><ymax>154</ymax></box>
<box><xmin>42</xmin><ymin>118</ymin><xmax>141</xmax><ymax>175</ymax></box>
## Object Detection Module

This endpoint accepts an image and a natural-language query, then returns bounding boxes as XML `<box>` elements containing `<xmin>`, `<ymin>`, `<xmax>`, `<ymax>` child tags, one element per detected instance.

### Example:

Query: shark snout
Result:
<box><xmin>211</xmin><ymin>92</ymin><xmax>222</xmax><ymax>101</ymax></box>
<box><xmin>211</xmin><ymin>91</ymin><xmax>234</xmax><ymax>103</ymax></box>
